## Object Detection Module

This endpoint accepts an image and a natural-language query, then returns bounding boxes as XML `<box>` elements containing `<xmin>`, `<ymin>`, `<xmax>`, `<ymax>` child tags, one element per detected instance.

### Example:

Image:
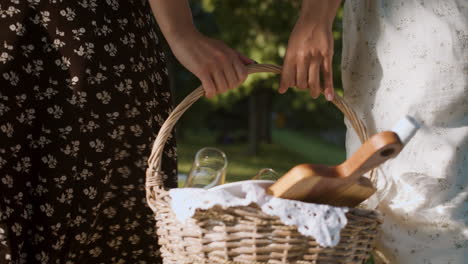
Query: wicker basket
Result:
<box><xmin>146</xmin><ymin>64</ymin><xmax>382</xmax><ymax>264</ymax></box>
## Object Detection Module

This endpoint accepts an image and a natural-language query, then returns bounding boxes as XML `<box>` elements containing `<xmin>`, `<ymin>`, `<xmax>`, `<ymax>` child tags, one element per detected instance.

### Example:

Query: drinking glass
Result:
<box><xmin>251</xmin><ymin>168</ymin><xmax>279</xmax><ymax>180</ymax></box>
<box><xmin>184</xmin><ymin>147</ymin><xmax>228</xmax><ymax>189</ymax></box>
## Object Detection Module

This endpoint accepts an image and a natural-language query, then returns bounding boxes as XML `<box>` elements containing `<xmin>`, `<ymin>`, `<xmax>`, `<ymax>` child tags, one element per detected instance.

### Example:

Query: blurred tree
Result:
<box><xmin>164</xmin><ymin>1</ymin><xmax>346</xmax><ymax>152</ymax></box>
<box><xmin>199</xmin><ymin>0</ymin><xmax>344</xmax><ymax>102</ymax></box>
<box><xmin>201</xmin><ymin>0</ymin><xmax>346</xmax><ymax>149</ymax></box>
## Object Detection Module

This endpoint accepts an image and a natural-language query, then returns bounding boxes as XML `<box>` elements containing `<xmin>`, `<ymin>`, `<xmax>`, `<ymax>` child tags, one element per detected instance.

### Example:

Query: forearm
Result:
<box><xmin>299</xmin><ymin>0</ymin><xmax>341</xmax><ymax>27</ymax></box>
<box><xmin>149</xmin><ymin>0</ymin><xmax>198</xmax><ymax>43</ymax></box>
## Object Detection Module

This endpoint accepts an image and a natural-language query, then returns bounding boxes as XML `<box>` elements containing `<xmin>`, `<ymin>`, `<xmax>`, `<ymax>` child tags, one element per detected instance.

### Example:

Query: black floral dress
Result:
<box><xmin>0</xmin><ymin>0</ymin><xmax>177</xmax><ymax>263</ymax></box>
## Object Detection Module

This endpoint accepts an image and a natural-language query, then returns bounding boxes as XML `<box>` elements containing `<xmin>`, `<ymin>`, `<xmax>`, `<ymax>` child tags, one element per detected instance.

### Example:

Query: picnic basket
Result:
<box><xmin>146</xmin><ymin>64</ymin><xmax>382</xmax><ymax>264</ymax></box>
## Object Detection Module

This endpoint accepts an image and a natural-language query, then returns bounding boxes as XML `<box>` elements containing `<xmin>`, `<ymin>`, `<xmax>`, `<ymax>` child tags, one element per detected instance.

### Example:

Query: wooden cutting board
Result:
<box><xmin>267</xmin><ymin>131</ymin><xmax>403</xmax><ymax>207</ymax></box>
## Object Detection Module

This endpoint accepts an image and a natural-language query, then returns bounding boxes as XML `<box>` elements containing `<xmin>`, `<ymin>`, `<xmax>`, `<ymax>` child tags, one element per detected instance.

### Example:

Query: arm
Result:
<box><xmin>149</xmin><ymin>0</ymin><xmax>253</xmax><ymax>98</ymax></box>
<box><xmin>280</xmin><ymin>0</ymin><xmax>341</xmax><ymax>101</ymax></box>
<box><xmin>149</xmin><ymin>0</ymin><xmax>194</xmax><ymax>42</ymax></box>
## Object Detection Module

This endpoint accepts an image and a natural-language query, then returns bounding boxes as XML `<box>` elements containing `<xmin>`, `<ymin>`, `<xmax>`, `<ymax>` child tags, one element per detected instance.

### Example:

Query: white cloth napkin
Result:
<box><xmin>169</xmin><ymin>182</ymin><xmax>348</xmax><ymax>247</ymax></box>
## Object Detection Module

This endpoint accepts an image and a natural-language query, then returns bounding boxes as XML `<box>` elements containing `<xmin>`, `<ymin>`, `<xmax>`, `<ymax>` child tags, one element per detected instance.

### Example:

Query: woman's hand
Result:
<box><xmin>168</xmin><ymin>30</ymin><xmax>254</xmax><ymax>98</ymax></box>
<box><xmin>280</xmin><ymin>0</ymin><xmax>341</xmax><ymax>101</ymax></box>
<box><xmin>150</xmin><ymin>0</ymin><xmax>253</xmax><ymax>98</ymax></box>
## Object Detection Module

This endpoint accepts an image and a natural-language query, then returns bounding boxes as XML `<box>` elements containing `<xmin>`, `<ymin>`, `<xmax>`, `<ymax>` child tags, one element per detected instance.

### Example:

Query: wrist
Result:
<box><xmin>299</xmin><ymin>0</ymin><xmax>341</xmax><ymax>28</ymax></box>
<box><xmin>164</xmin><ymin>24</ymin><xmax>200</xmax><ymax>45</ymax></box>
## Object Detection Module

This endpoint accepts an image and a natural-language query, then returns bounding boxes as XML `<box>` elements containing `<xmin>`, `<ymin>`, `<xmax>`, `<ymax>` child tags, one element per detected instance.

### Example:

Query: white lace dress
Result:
<box><xmin>342</xmin><ymin>0</ymin><xmax>467</xmax><ymax>263</ymax></box>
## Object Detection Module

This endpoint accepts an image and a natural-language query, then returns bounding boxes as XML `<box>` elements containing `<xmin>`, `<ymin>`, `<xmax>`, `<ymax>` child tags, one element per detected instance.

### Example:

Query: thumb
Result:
<box><xmin>279</xmin><ymin>77</ymin><xmax>289</xmax><ymax>94</ymax></box>
<box><xmin>236</xmin><ymin>52</ymin><xmax>256</xmax><ymax>65</ymax></box>
<box><xmin>321</xmin><ymin>55</ymin><xmax>334</xmax><ymax>101</ymax></box>
<box><xmin>279</xmin><ymin>60</ymin><xmax>294</xmax><ymax>94</ymax></box>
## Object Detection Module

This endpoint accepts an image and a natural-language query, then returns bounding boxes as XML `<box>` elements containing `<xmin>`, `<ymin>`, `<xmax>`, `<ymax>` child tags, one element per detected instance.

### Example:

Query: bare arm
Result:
<box><xmin>280</xmin><ymin>0</ymin><xmax>341</xmax><ymax>100</ymax></box>
<box><xmin>149</xmin><ymin>0</ymin><xmax>253</xmax><ymax>98</ymax></box>
<box><xmin>149</xmin><ymin>0</ymin><xmax>194</xmax><ymax>44</ymax></box>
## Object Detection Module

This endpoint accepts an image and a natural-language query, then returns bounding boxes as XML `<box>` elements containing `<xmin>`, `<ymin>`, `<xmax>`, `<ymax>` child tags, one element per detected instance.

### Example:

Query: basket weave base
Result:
<box><xmin>150</xmin><ymin>186</ymin><xmax>381</xmax><ymax>264</ymax></box>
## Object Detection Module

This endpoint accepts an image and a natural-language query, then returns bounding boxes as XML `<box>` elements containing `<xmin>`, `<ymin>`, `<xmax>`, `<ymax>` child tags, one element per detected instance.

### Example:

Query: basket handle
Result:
<box><xmin>145</xmin><ymin>64</ymin><xmax>373</xmax><ymax>188</ymax></box>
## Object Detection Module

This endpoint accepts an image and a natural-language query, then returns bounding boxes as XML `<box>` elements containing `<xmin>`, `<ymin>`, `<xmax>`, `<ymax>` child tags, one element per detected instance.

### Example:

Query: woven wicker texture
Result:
<box><xmin>146</xmin><ymin>64</ymin><xmax>382</xmax><ymax>264</ymax></box>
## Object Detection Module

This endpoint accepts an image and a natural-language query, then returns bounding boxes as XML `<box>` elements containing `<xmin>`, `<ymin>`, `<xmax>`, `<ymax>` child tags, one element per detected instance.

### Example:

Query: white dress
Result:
<box><xmin>342</xmin><ymin>0</ymin><xmax>468</xmax><ymax>263</ymax></box>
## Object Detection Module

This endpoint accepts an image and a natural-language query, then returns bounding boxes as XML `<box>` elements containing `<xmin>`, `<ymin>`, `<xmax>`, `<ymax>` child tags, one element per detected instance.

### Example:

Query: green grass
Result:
<box><xmin>176</xmin><ymin>128</ymin><xmax>346</xmax><ymax>183</ymax></box>
<box><xmin>177</xmin><ymin>131</ymin><xmax>309</xmax><ymax>183</ymax></box>
<box><xmin>272</xmin><ymin>129</ymin><xmax>346</xmax><ymax>165</ymax></box>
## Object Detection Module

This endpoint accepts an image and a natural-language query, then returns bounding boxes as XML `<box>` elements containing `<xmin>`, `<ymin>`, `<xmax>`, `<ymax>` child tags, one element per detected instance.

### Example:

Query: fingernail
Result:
<box><xmin>326</xmin><ymin>93</ymin><xmax>334</xmax><ymax>101</ymax></box>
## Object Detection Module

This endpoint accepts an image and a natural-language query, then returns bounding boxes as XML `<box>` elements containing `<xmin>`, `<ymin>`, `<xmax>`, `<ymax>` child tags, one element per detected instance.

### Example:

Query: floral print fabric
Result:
<box><xmin>342</xmin><ymin>0</ymin><xmax>468</xmax><ymax>263</ymax></box>
<box><xmin>0</xmin><ymin>0</ymin><xmax>177</xmax><ymax>263</ymax></box>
